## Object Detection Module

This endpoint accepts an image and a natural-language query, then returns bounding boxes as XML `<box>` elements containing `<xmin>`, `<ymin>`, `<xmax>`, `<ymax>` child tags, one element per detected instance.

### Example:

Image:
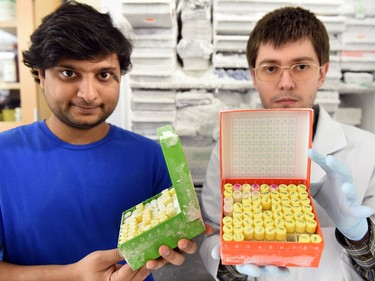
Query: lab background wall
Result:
<box><xmin>101</xmin><ymin>0</ymin><xmax>375</xmax><ymax>186</ymax></box>
<box><xmin>104</xmin><ymin>3</ymin><xmax>375</xmax><ymax>279</ymax></box>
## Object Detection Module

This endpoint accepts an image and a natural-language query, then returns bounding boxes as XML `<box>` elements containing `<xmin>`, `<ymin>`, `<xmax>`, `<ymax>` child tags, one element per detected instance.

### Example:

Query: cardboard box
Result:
<box><xmin>219</xmin><ymin>109</ymin><xmax>324</xmax><ymax>267</ymax></box>
<box><xmin>118</xmin><ymin>125</ymin><xmax>205</xmax><ymax>270</ymax></box>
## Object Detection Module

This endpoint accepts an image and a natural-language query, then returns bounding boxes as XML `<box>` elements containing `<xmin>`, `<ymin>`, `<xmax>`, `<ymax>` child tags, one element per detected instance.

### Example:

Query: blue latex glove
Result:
<box><xmin>308</xmin><ymin>149</ymin><xmax>374</xmax><ymax>241</ymax></box>
<box><xmin>211</xmin><ymin>244</ymin><xmax>290</xmax><ymax>278</ymax></box>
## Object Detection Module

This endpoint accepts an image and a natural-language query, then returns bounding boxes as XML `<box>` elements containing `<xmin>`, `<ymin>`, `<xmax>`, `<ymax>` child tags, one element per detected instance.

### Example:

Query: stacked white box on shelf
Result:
<box><xmin>177</xmin><ymin>1</ymin><xmax>213</xmax><ymax>71</ymax></box>
<box><xmin>131</xmin><ymin>89</ymin><xmax>176</xmax><ymax>111</ymax></box>
<box><xmin>341</xmin><ymin>0</ymin><xmax>375</xmax><ymax>18</ymax></box>
<box><xmin>334</xmin><ymin>107</ymin><xmax>362</xmax><ymax>126</ymax></box>
<box><xmin>341</xmin><ymin>18</ymin><xmax>375</xmax><ymax>72</ymax></box>
<box><xmin>121</xmin><ymin>0</ymin><xmax>178</xmax><ymax>138</ymax></box>
<box><xmin>131</xmin><ymin>110</ymin><xmax>176</xmax><ymax>138</ymax></box>
<box><xmin>131</xmin><ymin>89</ymin><xmax>176</xmax><ymax>138</ymax></box>
<box><xmin>316</xmin><ymin>13</ymin><xmax>345</xmax><ymax>90</ymax></box>
<box><xmin>122</xmin><ymin>0</ymin><xmax>176</xmax><ymax>28</ymax></box>
<box><xmin>214</xmin><ymin>0</ymin><xmax>299</xmax><ymax>14</ymax></box>
<box><xmin>301</xmin><ymin>0</ymin><xmax>344</xmax><ymax>15</ymax></box>
<box><xmin>122</xmin><ymin>0</ymin><xmax>178</xmax><ymax>83</ymax></box>
<box><xmin>316</xmin><ymin>90</ymin><xmax>341</xmax><ymax>115</ymax></box>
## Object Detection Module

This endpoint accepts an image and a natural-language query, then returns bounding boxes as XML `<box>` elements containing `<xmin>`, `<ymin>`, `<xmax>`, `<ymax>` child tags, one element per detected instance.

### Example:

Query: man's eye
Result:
<box><xmin>99</xmin><ymin>72</ymin><xmax>111</xmax><ymax>80</ymax></box>
<box><xmin>263</xmin><ymin>66</ymin><xmax>277</xmax><ymax>73</ymax></box>
<box><xmin>295</xmin><ymin>64</ymin><xmax>308</xmax><ymax>71</ymax></box>
<box><xmin>61</xmin><ymin>70</ymin><xmax>76</xmax><ymax>77</ymax></box>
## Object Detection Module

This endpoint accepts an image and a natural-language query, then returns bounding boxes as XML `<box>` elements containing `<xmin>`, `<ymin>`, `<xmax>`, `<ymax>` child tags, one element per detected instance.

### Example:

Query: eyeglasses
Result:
<box><xmin>253</xmin><ymin>63</ymin><xmax>322</xmax><ymax>82</ymax></box>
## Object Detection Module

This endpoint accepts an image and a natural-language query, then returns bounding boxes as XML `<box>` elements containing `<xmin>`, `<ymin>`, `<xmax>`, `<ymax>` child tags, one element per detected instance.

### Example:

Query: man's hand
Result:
<box><xmin>145</xmin><ymin>238</ymin><xmax>197</xmax><ymax>270</ymax></box>
<box><xmin>211</xmin><ymin>244</ymin><xmax>290</xmax><ymax>278</ymax></box>
<box><xmin>308</xmin><ymin>149</ymin><xmax>374</xmax><ymax>241</ymax></box>
<box><xmin>72</xmin><ymin>248</ymin><xmax>150</xmax><ymax>281</ymax></box>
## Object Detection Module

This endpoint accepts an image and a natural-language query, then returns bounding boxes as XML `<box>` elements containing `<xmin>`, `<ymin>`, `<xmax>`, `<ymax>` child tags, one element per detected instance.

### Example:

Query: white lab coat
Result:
<box><xmin>200</xmin><ymin>107</ymin><xmax>375</xmax><ymax>281</ymax></box>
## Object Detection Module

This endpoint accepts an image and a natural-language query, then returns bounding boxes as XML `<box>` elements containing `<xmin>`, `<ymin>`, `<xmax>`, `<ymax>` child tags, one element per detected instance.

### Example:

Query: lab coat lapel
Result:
<box><xmin>310</xmin><ymin>106</ymin><xmax>348</xmax><ymax>183</ymax></box>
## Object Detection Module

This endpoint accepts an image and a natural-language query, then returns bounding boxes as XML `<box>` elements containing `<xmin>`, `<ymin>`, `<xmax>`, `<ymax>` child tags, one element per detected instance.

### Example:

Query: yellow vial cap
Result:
<box><xmin>234</xmin><ymin>232</ymin><xmax>245</xmax><ymax>241</ymax></box>
<box><xmin>243</xmin><ymin>218</ymin><xmax>253</xmax><ymax>226</ymax></box>
<box><xmin>298</xmin><ymin>234</ymin><xmax>311</xmax><ymax>243</ymax></box>
<box><xmin>252</xmin><ymin>204</ymin><xmax>262</xmax><ymax>212</ymax></box>
<box><xmin>233</xmin><ymin>202</ymin><xmax>243</xmax><ymax>211</ymax></box>
<box><xmin>222</xmin><ymin>224</ymin><xmax>233</xmax><ymax>233</ymax></box>
<box><xmin>242</xmin><ymin>203</ymin><xmax>252</xmax><ymax>211</ymax></box>
<box><xmin>295</xmin><ymin>219</ymin><xmax>306</xmax><ymax>233</ymax></box>
<box><xmin>283</xmin><ymin>211</ymin><xmax>294</xmax><ymax>220</ymax></box>
<box><xmin>265</xmin><ymin>226</ymin><xmax>276</xmax><ymax>241</ymax></box>
<box><xmin>271</xmin><ymin>204</ymin><xmax>282</xmax><ymax>213</ymax></box>
<box><xmin>297</xmin><ymin>184</ymin><xmax>307</xmax><ymax>191</ymax></box>
<box><xmin>223</xmin><ymin>232</ymin><xmax>233</xmax><ymax>241</ymax></box>
<box><xmin>285</xmin><ymin>220</ymin><xmax>295</xmax><ymax>233</ymax></box>
<box><xmin>264</xmin><ymin>218</ymin><xmax>274</xmax><ymax>227</ymax></box>
<box><xmin>244</xmin><ymin>225</ymin><xmax>254</xmax><ymax>240</ymax></box>
<box><xmin>275</xmin><ymin>226</ymin><xmax>287</xmax><ymax>241</ymax></box>
<box><xmin>311</xmin><ymin>234</ymin><xmax>323</xmax><ymax>243</ymax></box>
<box><xmin>232</xmin><ymin>210</ymin><xmax>243</xmax><ymax>219</ymax></box>
<box><xmin>242</xmin><ymin>184</ymin><xmax>251</xmax><ymax>192</ymax></box>
<box><xmin>224</xmin><ymin>183</ymin><xmax>233</xmax><ymax>191</ymax></box>
<box><xmin>271</xmin><ymin>191</ymin><xmax>280</xmax><ymax>198</ymax></box>
<box><xmin>261</xmin><ymin>197</ymin><xmax>271</xmax><ymax>210</ymax></box>
<box><xmin>223</xmin><ymin>190</ymin><xmax>233</xmax><ymax>198</ymax></box>
<box><xmin>300</xmin><ymin>197</ymin><xmax>311</xmax><ymax>206</ymax></box>
<box><xmin>291</xmin><ymin>198</ymin><xmax>301</xmax><ymax>206</ymax></box>
<box><xmin>242</xmin><ymin>197</ymin><xmax>252</xmax><ymax>205</ymax></box>
<box><xmin>260</xmin><ymin>184</ymin><xmax>270</xmax><ymax>192</ymax></box>
<box><xmin>288</xmin><ymin>184</ymin><xmax>297</xmax><ymax>192</ymax></box>
<box><xmin>253</xmin><ymin>210</ymin><xmax>263</xmax><ymax>219</ymax></box>
<box><xmin>271</xmin><ymin>197</ymin><xmax>281</xmax><ymax>205</ymax></box>
<box><xmin>254</xmin><ymin>226</ymin><xmax>265</xmax><ymax>240</ymax></box>
<box><xmin>254</xmin><ymin>218</ymin><xmax>264</xmax><ymax>226</ymax></box>
<box><xmin>278</xmin><ymin>184</ymin><xmax>288</xmax><ymax>192</ymax></box>
<box><xmin>263</xmin><ymin>210</ymin><xmax>273</xmax><ymax>220</ymax></box>
<box><xmin>290</xmin><ymin>191</ymin><xmax>299</xmax><ymax>198</ymax></box>
<box><xmin>274</xmin><ymin>219</ymin><xmax>285</xmax><ymax>227</ymax></box>
<box><xmin>279</xmin><ymin>191</ymin><xmax>289</xmax><ymax>199</ymax></box>
<box><xmin>299</xmin><ymin>190</ymin><xmax>309</xmax><ymax>199</ymax></box>
<box><xmin>222</xmin><ymin>216</ymin><xmax>233</xmax><ymax>225</ymax></box>
<box><xmin>243</xmin><ymin>210</ymin><xmax>252</xmax><ymax>218</ymax></box>
<box><xmin>292</xmin><ymin>205</ymin><xmax>303</xmax><ymax>214</ymax></box>
<box><xmin>233</xmin><ymin>217</ymin><xmax>243</xmax><ymax>226</ymax></box>
<box><xmin>302</xmin><ymin>205</ymin><xmax>313</xmax><ymax>213</ymax></box>
<box><xmin>304</xmin><ymin>212</ymin><xmax>315</xmax><ymax>221</ymax></box>
<box><xmin>294</xmin><ymin>212</ymin><xmax>305</xmax><ymax>221</ymax></box>
<box><xmin>273</xmin><ymin>211</ymin><xmax>284</xmax><ymax>220</ymax></box>
<box><xmin>233</xmin><ymin>225</ymin><xmax>244</xmax><ymax>233</ymax></box>
<box><xmin>306</xmin><ymin>219</ymin><xmax>317</xmax><ymax>234</ymax></box>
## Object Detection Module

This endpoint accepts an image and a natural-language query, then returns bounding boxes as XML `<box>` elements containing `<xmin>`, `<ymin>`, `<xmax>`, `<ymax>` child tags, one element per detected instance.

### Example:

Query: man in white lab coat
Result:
<box><xmin>200</xmin><ymin>6</ymin><xmax>375</xmax><ymax>281</ymax></box>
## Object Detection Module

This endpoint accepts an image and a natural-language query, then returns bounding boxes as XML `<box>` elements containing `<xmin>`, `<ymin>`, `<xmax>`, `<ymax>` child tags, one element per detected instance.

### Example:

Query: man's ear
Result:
<box><xmin>250</xmin><ymin>68</ymin><xmax>258</xmax><ymax>90</ymax></box>
<box><xmin>37</xmin><ymin>69</ymin><xmax>45</xmax><ymax>90</ymax></box>
<box><xmin>318</xmin><ymin>63</ymin><xmax>329</xmax><ymax>87</ymax></box>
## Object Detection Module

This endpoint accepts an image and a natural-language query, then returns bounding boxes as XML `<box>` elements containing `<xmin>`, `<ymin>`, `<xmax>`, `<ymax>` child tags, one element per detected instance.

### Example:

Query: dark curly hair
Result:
<box><xmin>22</xmin><ymin>1</ymin><xmax>133</xmax><ymax>83</ymax></box>
<box><xmin>246</xmin><ymin>6</ymin><xmax>330</xmax><ymax>68</ymax></box>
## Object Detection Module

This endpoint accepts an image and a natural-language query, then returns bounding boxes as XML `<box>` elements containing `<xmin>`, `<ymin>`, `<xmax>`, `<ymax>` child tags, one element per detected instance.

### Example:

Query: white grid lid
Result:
<box><xmin>220</xmin><ymin>109</ymin><xmax>313</xmax><ymax>180</ymax></box>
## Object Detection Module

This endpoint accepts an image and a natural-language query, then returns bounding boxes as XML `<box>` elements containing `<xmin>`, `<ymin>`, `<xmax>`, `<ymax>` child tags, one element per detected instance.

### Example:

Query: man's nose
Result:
<box><xmin>278</xmin><ymin>68</ymin><xmax>295</xmax><ymax>90</ymax></box>
<box><xmin>77</xmin><ymin>78</ymin><xmax>98</xmax><ymax>102</ymax></box>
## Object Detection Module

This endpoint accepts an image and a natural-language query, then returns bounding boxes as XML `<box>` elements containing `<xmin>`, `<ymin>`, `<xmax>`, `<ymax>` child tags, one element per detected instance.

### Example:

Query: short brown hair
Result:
<box><xmin>246</xmin><ymin>6</ymin><xmax>330</xmax><ymax>68</ymax></box>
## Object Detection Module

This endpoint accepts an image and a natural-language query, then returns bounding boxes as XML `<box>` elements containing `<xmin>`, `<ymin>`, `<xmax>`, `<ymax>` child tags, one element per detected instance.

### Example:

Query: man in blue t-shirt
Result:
<box><xmin>0</xmin><ymin>2</ymin><xmax>198</xmax><ymax>280</ymax></box>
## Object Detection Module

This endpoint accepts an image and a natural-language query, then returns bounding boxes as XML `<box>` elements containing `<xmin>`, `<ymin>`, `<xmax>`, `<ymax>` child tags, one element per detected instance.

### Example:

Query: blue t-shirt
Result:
<box><xmin>0</xmin><ymin>121</ymin><xmax>171</xmax><ymax>280</ymax></box>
